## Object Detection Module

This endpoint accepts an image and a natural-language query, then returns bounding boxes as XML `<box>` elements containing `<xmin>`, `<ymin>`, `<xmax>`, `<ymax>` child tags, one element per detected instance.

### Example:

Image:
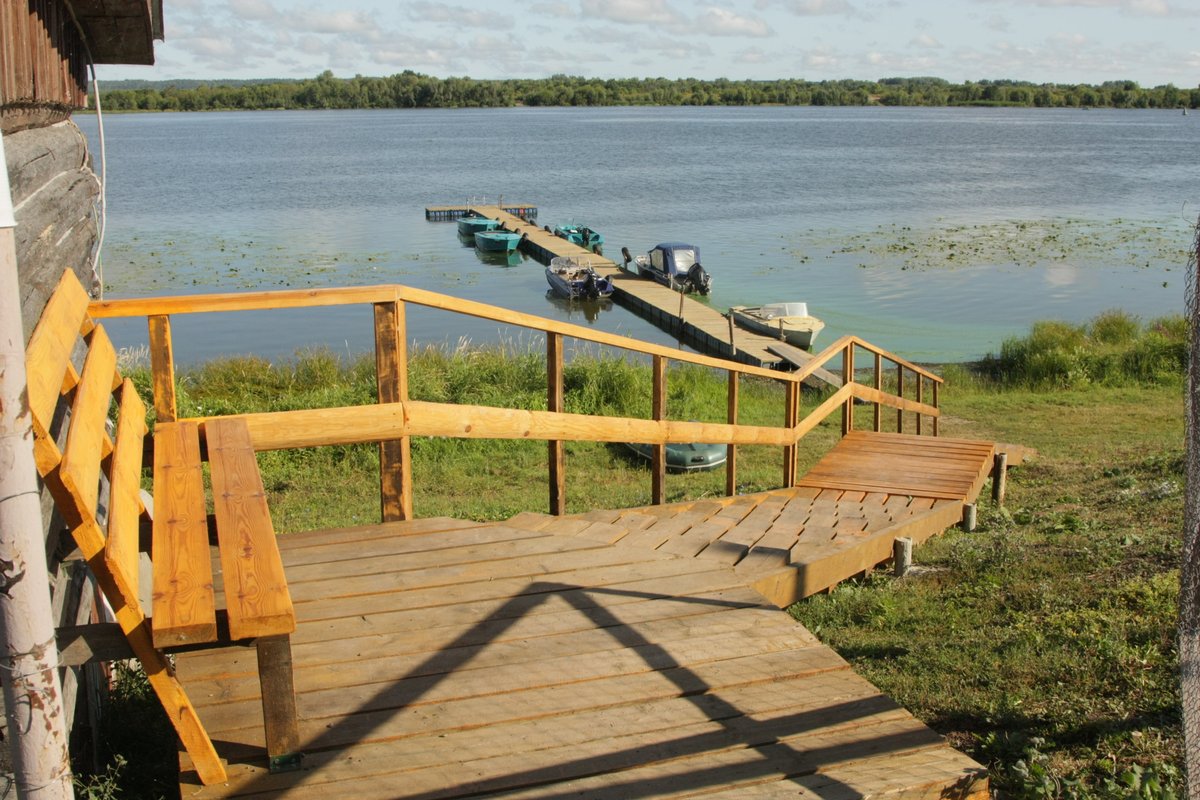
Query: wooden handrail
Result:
<box><xmin>92</xmin><ymin>280</ymin><xmax>943</xmax><ymax>518</ymax></box>
<box><xmin>90</xmin><ymin>284</ymin><xmax>786</xmax><ymax>381</ymax></box>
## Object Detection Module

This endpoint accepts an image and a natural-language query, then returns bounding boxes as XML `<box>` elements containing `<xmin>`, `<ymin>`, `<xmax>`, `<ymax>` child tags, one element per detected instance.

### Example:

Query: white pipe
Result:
<box><xmin>0</xmin><ymin>130</ymin><xmax>75</xmax><ymax>799</ymax></box>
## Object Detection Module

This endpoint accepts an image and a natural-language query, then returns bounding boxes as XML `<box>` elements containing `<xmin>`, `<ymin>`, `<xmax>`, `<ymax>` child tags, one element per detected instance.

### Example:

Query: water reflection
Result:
<box><xmin>474</xmin><ymin>248</ymin><xmax>525</xmax><ymax>268</ymax></box>
<box><xmin>543</xmin><ymin>291</ymin><xmax>613</xmax><ymax>324</ymax></box>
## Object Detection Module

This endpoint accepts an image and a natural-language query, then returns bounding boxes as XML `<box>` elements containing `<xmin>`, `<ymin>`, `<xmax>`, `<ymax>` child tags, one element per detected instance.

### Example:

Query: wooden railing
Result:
<box><xmin>90</xmin><ymin>283</ymin><xmax>943</xmax><ymax>521</ymax></box>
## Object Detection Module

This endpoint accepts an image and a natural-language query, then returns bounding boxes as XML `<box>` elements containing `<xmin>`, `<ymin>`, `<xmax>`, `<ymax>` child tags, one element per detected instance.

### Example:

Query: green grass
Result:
<box><xmin>92</xmin><ymin>326</ymin><xmax>1184</xmax><ymax>798</ymax></box>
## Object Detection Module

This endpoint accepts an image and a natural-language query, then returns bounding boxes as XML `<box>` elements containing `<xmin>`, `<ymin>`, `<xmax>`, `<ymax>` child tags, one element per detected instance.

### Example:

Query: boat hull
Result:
<box><xmin>729</xmin><ymin>306</ymin><xmax>824</xmax><ymax>349</ymax></box>
<box><xmin>457</xmin><ymin>217</ymin><xmax>500</xmax><ymax>236</ymax></box>
<box><xmin>474</xmin><ymin>231</ymin><xmax>521</xmax><ymax>252</ymax></box>
<box><xmin>625</xmin><ymin>441</ymin><xmax>727</xmax><ymax>472</ymax></box>
<box><xmin>546</xmin><ymin>257</ymin><xmax>614</xmax><ymax>301</ymax></box>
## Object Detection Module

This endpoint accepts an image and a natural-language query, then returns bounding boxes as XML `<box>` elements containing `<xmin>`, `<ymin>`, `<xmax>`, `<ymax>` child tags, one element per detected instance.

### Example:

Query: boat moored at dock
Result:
<box><xmin>729</xmin><ymin>302</ymin><xmax>826</xmax><ymax>349</ymax></box>
<box><xmin>553</xmin><ymin>222</ymin><xmax>604</xmax><ymax>252</ymax></box>
<box><xmin>457</xmin><ymin>215</ymin><xmax>500</xmax><ymax>236</ymax></box>
<box><xmin>625</xmin><ymin>242</ymin><xmax>712</xmax><ymax>295</ymax></box>
<box><xmin>546</xmin><ymin>256</ymin><xmax>614</xmax><ymax>301</ymax></box>
<box><xmin>474</xmin><ymin>230</ymin><xmax>522</xmax><ymax>253</ymax></box>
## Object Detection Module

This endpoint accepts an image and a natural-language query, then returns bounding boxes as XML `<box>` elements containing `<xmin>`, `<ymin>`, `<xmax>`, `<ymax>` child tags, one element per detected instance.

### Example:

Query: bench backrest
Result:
<box><xmin>26</xmin><ymin>270</ymin><xmax>149</xmax><ymax>635</ymax></box>
<box><xmin>26</xmin><ymin>269</ymin><xmax>227</xmax><ymax>785</ymax></box>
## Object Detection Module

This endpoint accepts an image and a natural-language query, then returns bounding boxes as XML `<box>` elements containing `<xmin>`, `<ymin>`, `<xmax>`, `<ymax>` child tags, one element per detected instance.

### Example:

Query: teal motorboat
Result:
<box><xmin>624</xmin><ymin>441</ymin><xmax>727</xmax><ymax>472</ymax></box>
<box><xmin>474</xmin><ymin>230</ymin><xmax>522</xmax><ymax>253</ymax></box>
<box><xmin>457</xmin><ymin>216</ymin><xmax>500</xmax><ymax>236</ymax></box>
<box><xmin>554</xmin><ymin>223</ymin><xmax>604</xmax><ymax>252</ymax></box>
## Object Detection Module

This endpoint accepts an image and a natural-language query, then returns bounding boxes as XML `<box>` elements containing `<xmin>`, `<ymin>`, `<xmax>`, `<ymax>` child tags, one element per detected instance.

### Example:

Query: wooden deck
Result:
<box><xmin>509</xmin><ymin>431</ymin><xmax>996</xmax><ymax>608</ymax></box>
<box><xmin>463</xmin><ymin>205</ymin><xmax>841</xmax><ymax>386</ymax></box>
<box><xmin>176</xmin><ymin>432</ymin><xmax>994</xmax><ymax>797</ymax></box>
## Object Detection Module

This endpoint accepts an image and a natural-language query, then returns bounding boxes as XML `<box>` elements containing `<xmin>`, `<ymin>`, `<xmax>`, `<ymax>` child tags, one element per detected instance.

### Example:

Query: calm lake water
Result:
<box><xmin>77</xmin><ymin>106</ymin><xmax>1197</xmax><ymax>365</ymax></box>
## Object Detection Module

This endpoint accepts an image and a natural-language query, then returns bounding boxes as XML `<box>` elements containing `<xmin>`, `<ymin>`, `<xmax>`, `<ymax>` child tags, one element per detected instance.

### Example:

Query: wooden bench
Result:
<box><xmin>26</xmin><ymin>269</ymin><xmax>300</xmax><ymax>785</ymax></box>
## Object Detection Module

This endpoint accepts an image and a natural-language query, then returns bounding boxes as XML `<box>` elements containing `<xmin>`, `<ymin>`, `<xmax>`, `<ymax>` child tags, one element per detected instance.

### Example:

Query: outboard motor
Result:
<box><xmin>583</xmin><ymin>271</ymin><xmax>600</xmax><ymax>301</ymax></box>
<box><xmin>687</xmin><ymin>262</ymin><xmax>712</xmax><ymax>295</ymax></box>
<box><xmin>621</xmin><ymin>246</ymin><xmax>633</xmax><ymax>270</ymax></box>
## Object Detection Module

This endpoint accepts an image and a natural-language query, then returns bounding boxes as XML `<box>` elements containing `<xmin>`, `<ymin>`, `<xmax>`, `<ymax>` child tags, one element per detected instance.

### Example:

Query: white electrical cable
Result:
<box><xmin>89</xmin><ymin>65</ymin><xmax>107</xmax><ymax>299</ymax></box>
<box><xmin>61</xmin><ymin>0</ymin><xmax>107</xmax><ymax>298</ymax></box>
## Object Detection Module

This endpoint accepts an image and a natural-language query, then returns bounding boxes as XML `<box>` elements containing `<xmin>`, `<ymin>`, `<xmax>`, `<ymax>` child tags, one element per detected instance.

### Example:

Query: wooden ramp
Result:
<box><xmin>513</xmin><ymin>432</ymin><xmax>996</xmax><ymax>608</ymax></box>
<box><xmin>177</xmin><ymin>518</ymin><xmax>987</xmax><ymax>798</ymax></box>
<box><xmin>466</xmin><ymin>205</ymin><xmax>841</xmax><ymax>387</ymax></box>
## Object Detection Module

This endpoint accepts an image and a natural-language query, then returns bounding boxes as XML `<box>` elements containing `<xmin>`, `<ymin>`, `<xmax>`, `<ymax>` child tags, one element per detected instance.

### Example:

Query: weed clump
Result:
<box><xmin>978</xmin><ymin>311</ymin><xmax>1186</xmax><ymax>388</ymax></box>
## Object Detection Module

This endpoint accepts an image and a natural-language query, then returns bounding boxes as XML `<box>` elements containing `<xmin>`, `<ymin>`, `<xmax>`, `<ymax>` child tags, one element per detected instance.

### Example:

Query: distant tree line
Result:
<box><xmin>97</xmin><ymin>71</ymin><xmax>1200</xmax><ymax>112</ymax></box>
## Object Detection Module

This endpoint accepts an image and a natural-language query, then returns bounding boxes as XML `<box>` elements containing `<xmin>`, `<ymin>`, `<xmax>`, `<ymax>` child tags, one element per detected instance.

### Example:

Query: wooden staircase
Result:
<box><xmin>508</xmin><ymin>431</ymin><xmax>997</xmax><ymax>607</ymax></box>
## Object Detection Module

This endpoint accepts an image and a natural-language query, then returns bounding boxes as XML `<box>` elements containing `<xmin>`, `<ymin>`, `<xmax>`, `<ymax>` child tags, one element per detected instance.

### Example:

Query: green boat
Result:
<box><xmin>624</xmin><ymin>441</ymin><xmax>727</xmax><ymax>472</ymax></box>
<box><xmin>457</xmin><ymin>216</ymin><xmax>500</xmax><ymax>236</ymax></box>
<box><xmin>474</xmin><ymin>230</ymin><xmax>522</xmax><ymax>253</ymax></box>
<box><xmin>554</xmin><ymin>223</ymin><xmax>604</xmax><ymax>252</ymax></box>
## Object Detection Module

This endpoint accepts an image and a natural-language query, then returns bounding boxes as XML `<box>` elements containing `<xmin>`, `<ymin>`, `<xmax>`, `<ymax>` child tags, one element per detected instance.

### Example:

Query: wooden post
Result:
<box><xmin>893</xmin><ymin>537</ymin><xmax>913</xmax><ymax>577</ymax></box>
<box><xmin>0</xmin><ymin>132</ymin><xmax>73</xmax><ymax>799</ymax></box>
<box><xmin>933</xmin><ymin>380</ymin><xmax>940</xmax><ymax>437</ymax></box>
<box><xmin>841</xmin><ymin>343</ymin><xmax>854</xmax><ymax>437</ymax></box>
<box><xmin>652</xmin><ymin>355</ymin><xmax>667</xmax><ymax>505</ymax></box>
<box><xmin>727</xmin><ymin>314</ymin><xmax>737</xmax><ymax>358</ymax></box>
<box><xmin>961</xmin><ymin>503</ymin><xmax>977</xmax><ymax>532</ymax></box>
<box><xmin>148</xmin><ymin>314</ymin><xmax>177</xmax><ymax>422</ymax></box>
<box><xmin>547</xmin><ymin>333</ymin><xmax>566</xmax><ymax>515</ymax></box>
<box><xmin>992</xmin><ymin>451</ymin><xmax>1008</xmax><ymax>507</ymax></box>
<box><xmin>373</xmin><ymin>300</ymin><xmax>413</xmax><ymax>522</ymax></box>
<box><xmin>896</xmin><ymin>365</ymin><xmax>905</xmax><ymax>434</ymax></box>
<box><xmin>256</xmin><ymin>635</ymin><xmax>302</xmax><ymax>772</ymax></box>
<box><xmin>726</xmin><ymin>370</ymin><xmax>739</xmax><ymax>497</ymax></box>
<box><xmin>873</xmin><ymin>352</ymin><xmax>883</xmax><ymax>432</ymax></box>
<box><xmin>783</xmin><ymin>380</ymin><xmax>799</xmax><ymax>487</ymax></box>
<box><xmin>916</xmin><ymin>375</ymin><xmax>924</xmax><ymax>436</ymax></box>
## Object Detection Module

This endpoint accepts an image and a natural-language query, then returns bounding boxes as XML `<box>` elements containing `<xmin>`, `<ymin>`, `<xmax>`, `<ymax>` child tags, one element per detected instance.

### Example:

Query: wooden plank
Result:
<box><xmin>652</xmin><ymin>355</ymin><xmax>666</xmax><ymax>505</ymax></box>
<box><xmin>151</xmin><ymin>421</ymin><xmax>217</xmax><ymax>647</ymax></box>
<box><xmin>547</xmin><ymin>332</ymin><xmax>565</xmax><ymax>515</ymax></box>
<box><xmin>104</xmin><ymin>379</ymin><xmax>147</xmax><ymax>613</ymax></box>
<box><xmin>147</xmin><ymin>314</ymin><xmax>177</xmax><ymax>422</ymax></box>
<box><xmin>25</xmin><ymin>268</ymin><xmax>90</xmax><ymax>433</ymax></box>
<box><xmin>255</xmin><ymin>635</ymin><xmax>300</xmax><ymax>762</ymax></box>
<box><xmin>206</xmin><ymin>417</ymin><xmax>295</xmax><ymax>640</ymax></box>
<box><xmin>59</xmin><ymin>325</ymin><xmax>118</xmax><ymax>515</ymax></box>
<box><xmin>373</xmin><ymin>300</ymin><xmax>413</xmax><ymax>522</ymax></box>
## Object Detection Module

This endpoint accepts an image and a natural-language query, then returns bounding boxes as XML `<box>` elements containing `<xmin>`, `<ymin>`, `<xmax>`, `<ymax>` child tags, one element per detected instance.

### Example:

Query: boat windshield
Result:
<box><xmin>670</xmin><ymin>248</ymin><xmax>697</xmax><ymax>275</ymax></box>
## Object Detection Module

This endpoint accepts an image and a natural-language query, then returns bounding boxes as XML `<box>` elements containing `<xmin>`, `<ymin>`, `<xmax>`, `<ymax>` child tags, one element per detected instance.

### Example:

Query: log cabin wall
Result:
<box><xmin>1</xmin><ymin>0</ymin><xmax>91</xmax><ymax>135</ymax></box>
<box><xmin>3</xmin><ymin>0</ymin><xmax>160</xmax><ymax>752</ymax></box>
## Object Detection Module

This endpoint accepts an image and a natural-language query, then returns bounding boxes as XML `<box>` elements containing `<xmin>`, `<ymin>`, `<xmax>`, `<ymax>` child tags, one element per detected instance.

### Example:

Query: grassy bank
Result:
<box><xmin>95</xmin><ymin>315</ymin><xmax>1185</xmax><ymax>797</ymax></box>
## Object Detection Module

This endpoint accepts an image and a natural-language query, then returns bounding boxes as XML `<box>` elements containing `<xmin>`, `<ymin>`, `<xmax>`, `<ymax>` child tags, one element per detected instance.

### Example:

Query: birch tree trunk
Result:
<box><xmin>1183</xmin><ymin>216</ymin><xmax>1200</xmax><ymax>799</ymax></box>
<box><xmin>0</xmin><ymin>132</ymin><xmax>74</xmax><ymax>798</ymax></box>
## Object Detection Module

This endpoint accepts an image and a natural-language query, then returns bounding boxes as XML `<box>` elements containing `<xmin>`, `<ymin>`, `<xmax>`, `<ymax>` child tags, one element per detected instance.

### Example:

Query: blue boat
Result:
<box><xmin>625</xmin><ymin>242</ymin><xmax>712</xmax><ymax>295</ymax></box>
<box><xmin>457</xmin><ymin>216</ymin><xmax>500</xmax><ymax>236</ymax></box>
<box><xmin>474</xmin><ymin>230</ymin><xmax>521</xmax><ymax>253</ymax></box>
<box><xmin>545</xmin><ymin>256</ymin><xmax>614</xmax><ymax>301</ymax></box>
<box><xmin>625</xmin><ymin>441</ymin><xmax>727</xmax><ymax>472</ymax></box>
<box><xmin>554</xmin><ymin>223</ymin><xmax>604</xmax><ymax>252</ymax></box>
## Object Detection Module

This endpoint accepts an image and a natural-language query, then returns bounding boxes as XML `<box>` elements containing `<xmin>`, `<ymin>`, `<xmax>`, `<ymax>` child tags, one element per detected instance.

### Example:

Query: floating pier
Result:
<box><xmin>425</xmin><ymin>202</ymin><xmax>538</xmax><ymax>222</ymax></box>
<box><xmin>445</xmin><ymin>205</ymin><xmax>842</xmax><ymax>387</ymax></box>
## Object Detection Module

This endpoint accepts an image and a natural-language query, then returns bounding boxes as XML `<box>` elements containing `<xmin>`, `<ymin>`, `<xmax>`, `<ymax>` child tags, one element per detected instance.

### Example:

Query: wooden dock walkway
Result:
<box><xmin>176</xmin><ymin>431</ymin><xmax>995</xmax><ymax>797</ymax></box>
<box><xmin>448</xmin><ymin>205</ymin><xmax>841</xmax><ymax>387</ymax></box>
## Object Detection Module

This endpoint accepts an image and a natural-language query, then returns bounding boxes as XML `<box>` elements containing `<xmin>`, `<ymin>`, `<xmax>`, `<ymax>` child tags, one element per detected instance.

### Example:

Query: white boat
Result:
<box><xmin>728</xmin><ymin>302</ymin><xmax>825</xmax><ymax>349</ymax></box>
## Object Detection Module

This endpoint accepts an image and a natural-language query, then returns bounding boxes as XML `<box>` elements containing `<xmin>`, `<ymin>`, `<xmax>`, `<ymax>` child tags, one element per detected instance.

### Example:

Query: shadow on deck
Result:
<box><xmin>178</xmin><ymin>431</ymin><xmax>998</xmax><ymax>798</ymax></box>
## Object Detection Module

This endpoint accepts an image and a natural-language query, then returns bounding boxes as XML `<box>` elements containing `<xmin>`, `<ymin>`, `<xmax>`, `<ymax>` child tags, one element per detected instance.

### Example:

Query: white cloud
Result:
<box><xmin>228</xmin><ymin>0</ymin><xmax>278</xmax><ymax>23</ymax></box>
<box><xmin>975</xmin><ymin>0</ymin><xmax>1186</xmax><ymax>16</ymax></box>
<box><xmin>803</xmin><ymin>46</ymin><xmax>841</xmax><ymax>67</ymax></box>
<box><xmin>407</xmin><ymin>2</ymin><xmax>514</xmax><ymax>29</ymax></box>
<box><xmin>530</xmin><ymin>2</ymin><xmax>575</xmax><ymax>18</ymax></box>
<box><xmin>736</xmin><ymin>47</ymin><xmax>769</xmax><ymax>63</ymax></box>
<box><xmin>910</xmin><ymin>33</ymin><xmax>942</xmax><ymax>48</ymax></box>
<box><xmin>986</xmin><ymin>13</ymin><xmax>1012</xmax><ymax>31</ymax></box>
<box><xmin>783</xmin><ymin>0</ymin><xmax>856</xmax><ymax>15</ymax></box>
<box><xmin>290</xmin><ymin>9</ymin><xmax>378</xmax><ymax>34</ymax></box>
<box><xmin>696</xmin><ymin>7</ymin><xmax>773</xmax><ymax>36</ymax></box>
<box><xmin>580</xmin><ymin>0</ymin><xmax>683</xmax><ymax>25</ymax></box>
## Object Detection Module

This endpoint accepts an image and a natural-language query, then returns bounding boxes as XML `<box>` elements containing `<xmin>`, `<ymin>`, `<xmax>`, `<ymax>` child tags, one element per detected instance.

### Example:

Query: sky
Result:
<box><xmin>95</xmin><ymin>0</ymin><xmax>1200</xmax><ymax>87</ymax></box>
